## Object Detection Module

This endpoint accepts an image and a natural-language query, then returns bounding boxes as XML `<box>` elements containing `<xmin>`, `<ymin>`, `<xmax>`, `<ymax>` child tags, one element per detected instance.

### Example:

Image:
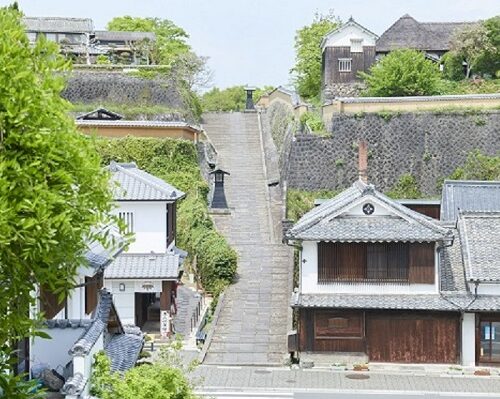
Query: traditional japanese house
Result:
<box><xmin>286</xmin><ymin>149</ymin><xmax>500</xmax><ymax>365</ymax></box>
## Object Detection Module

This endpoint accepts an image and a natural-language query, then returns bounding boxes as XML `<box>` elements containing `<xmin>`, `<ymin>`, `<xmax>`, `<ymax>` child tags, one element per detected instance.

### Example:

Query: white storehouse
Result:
<box><xmin>104</xmin><ymin>162</ymin><xmax>186</xmax><ymax>333</ymax></box>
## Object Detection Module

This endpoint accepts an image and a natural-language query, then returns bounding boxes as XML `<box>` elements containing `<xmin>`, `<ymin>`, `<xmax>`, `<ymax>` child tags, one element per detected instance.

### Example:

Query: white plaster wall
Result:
<box><xmin>462</xmin><ymin>313</ymin><xmax>476</xmax><ymax>366</ymax></box>
<box><xmin>31</xmin><ymin>327</ymin><xmax>86</xmax><ymax>374</ymax></box>
<box><xmin>105</xmin><ymin>280</ymin><xmax>136</xmax><ymax>325</ymax></box>
<box><xmin>474</xmin><ymin>283</ymin><xmax>500</xmax><ymax>295</ymax></box>
<box><xmin>300</xmin><ymin>241</ymin><xmax>437</xmax><ymax>294</ymax></box>
<box><xmin>66</xmin><ymin>275</ymin><xmax>86</xmax><ymax>319</ymax></box>
<box><xmin>323</xmin><ymin>24</ymin><xmax>376</xmax><ymax>49</ymax></box>
<box><xmin>113</xmin><ymin>201</ymin><xmax>167</xmax><ymax>253</ymax></box>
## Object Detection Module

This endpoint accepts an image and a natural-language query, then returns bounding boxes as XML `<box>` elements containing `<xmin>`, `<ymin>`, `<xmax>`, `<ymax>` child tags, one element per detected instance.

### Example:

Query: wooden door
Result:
<box><xmin>366</xmin><ymin>312</ymin><xmax>459</xmax><ymax>363</ymax></box>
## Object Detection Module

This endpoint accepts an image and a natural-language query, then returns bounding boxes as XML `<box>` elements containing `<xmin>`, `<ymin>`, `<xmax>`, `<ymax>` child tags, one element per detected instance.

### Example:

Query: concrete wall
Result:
<box><xmin>462</xmin><ymin>313</ymin><xmax>476</xmax><ymax>366</ymax></box>
<box><xmin>286</xmin><ymin>111</ymin><xmax>500</xmax><ymax>196</ymax></box>
<box><xmin>113</xmin><ymin>201</ymin><xmax>168</xmax><ymax>253</ymax></box>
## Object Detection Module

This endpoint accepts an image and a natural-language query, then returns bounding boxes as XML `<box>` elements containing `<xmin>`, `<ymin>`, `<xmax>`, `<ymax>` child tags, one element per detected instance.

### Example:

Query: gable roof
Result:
<box><xmin>95</xmin><ymin>30</ymin><xmax>156</xmax><ymax>42</ymax></box>
<box><xmin>441</xmin><ymin>180</ymin><xmax>500</xmax><ymax>222</ymax></box>
<box><xmin>109</xmin><ymin>162</ymin><xmax>185</xmax><ymax>201</ymax></box>
<box><xmin>458</xmin><ymin>212</ymin><xmax>500</xmax><ymax>282</ymax></box>
<box><xmin>77</xmin><ymin>108</ymin><xmax>123</xmax><ymax>120</ymax></box>
<box><xmin>104</xmin><ymin>253</ymin><xmax>181</xmax><ymax>280</ymax></box>
<box><xmin>376</xmin><ymin>14</ymin><xmax>476</xmax><ymax>52</ymax></box>
<box><xmin>84</xmin><ymin>225</ymin><xmax>126</xmax><ymax>271</ymax></box>
<box><xmin>321</xmin><ymin>17</ymin><xmax>378</xmax><ymax>50</ymax></box>
<box><xmin>287</xmin><ymin>180</ymin><xmax>452</xmax><ymax>242</ymax></box>
<box><xmin>266</xmin><ymin>86</ymin><xmax>305</xmax><ymax>107</ymax></box>
<box><xmin>23</xmin><ymin>16</ymin><xmax>93</xmax><ymax>33</ymax></box>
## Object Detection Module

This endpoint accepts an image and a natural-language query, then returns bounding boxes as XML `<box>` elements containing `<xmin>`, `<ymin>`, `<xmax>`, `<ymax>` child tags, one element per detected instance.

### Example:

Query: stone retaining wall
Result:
<box><xmin>285</xmin><ymin>111</ymin><xmax>500</xmax><ymax>196</ymax></box>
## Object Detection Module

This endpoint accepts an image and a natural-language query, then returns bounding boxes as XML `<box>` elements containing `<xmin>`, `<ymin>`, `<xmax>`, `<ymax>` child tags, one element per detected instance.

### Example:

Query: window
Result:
<box><xmin>118</xmin><ymin>211</ymin><xmax>134</xmax><ymax>233</ymax></box>
<box><xmin>350</xmin><ymin>38</ymin><xmax>363</xmax><ymax>53</ymax></box>
<box><xmin>318</xmin><ymin>242</ymin><xmax>435</xmax><ymax>284</ymax></box>
<box><xmin>338</xmin><ymin>58</ymin><xmax>352</xmax><ymax>72</ymax></box>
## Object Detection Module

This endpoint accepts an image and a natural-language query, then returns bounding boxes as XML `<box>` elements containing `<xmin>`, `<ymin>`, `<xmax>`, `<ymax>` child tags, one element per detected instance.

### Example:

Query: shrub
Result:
<box><xmin>441</xmin><ymin>51</ymin><xmax>465</xmax><ymax>81</ymax></box>
<box><xmin>449</xmin><ymin>150</ymin><xmax>500</xmax><ymax>181</ymax></box>
<box><xmin>287</xmin><ymin>189</ymin><xmax>339</xmax><ymax>221</ymax></box>
<box><xmin>386</xmin><ymin>173</ymin><xmax>422</xmax><ymax>199</ymax></box>
<box><xmin>360</xmin><ymin>49</ymin><xmax>441</xmax><ymax>96</ymax></box>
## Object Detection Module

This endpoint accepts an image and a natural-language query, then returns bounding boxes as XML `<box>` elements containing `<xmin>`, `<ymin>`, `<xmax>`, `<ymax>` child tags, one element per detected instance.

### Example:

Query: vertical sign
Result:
<box><xmin>160</xmin><ymin>310</ymin><xmax>171</xmax><ymax>338</ymax></box>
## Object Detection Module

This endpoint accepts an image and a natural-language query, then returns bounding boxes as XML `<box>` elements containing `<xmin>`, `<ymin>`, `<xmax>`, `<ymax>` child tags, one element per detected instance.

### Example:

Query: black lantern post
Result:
<box><xmin>244</xmin><ymin>86</ymin><xmax>256</xmax><ymax>111</ymax></box>
<box><xmin>209</xmin><ymin>168</ymin><xmax>230</xmax><ymax>209</ymax></box>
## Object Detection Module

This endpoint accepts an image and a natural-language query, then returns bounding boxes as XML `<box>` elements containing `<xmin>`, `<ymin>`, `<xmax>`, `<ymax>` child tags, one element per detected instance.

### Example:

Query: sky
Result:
<box><xmin>4</xmin><ymin>0</ymin><xmax>499</xmax><ymax>89</ymax></box>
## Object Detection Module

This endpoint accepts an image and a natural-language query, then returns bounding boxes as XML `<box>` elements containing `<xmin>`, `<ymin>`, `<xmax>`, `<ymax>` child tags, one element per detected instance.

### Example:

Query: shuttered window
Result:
<box><xmin>318</xmin><ymin>242</ymin><xmax>429</xmax><ymax>283</ymax></box>
<box><xmin>118</xmin><ymin>211</ymin><xmax>134</xmax><ymax>233</ymax></box>
<box><xmin>338</xmin><ymin>58</ymin><xmax>352</xmax><ymax>72</ymax></box>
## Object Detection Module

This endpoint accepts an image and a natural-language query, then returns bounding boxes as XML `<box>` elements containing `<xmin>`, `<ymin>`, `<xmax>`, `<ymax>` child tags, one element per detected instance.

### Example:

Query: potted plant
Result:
<box><xmin>353</xmin><ymin>362</ymin><xmax>369</xmax><ymax>371</ymax></box>
<box><xmin>474</xmin><ymin>368</ymin><xmax>490</xmax><ymax>376</ymax></box>
<box><xmin>447</xmin><ymin>366</ymin><xmax>464</xmax><ymax>375</ymax></box>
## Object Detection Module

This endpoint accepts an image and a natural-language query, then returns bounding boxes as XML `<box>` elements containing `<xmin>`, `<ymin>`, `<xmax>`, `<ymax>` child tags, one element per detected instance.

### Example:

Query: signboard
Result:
<box><xmin>134</xmin><ymin>280</ymin><xmax>161</xmax><ymax>293</ymax></box>
<box><xmin>160</xmin><ymin>310</ymin><xmax>171</xmax><ymax>338</ymax></box>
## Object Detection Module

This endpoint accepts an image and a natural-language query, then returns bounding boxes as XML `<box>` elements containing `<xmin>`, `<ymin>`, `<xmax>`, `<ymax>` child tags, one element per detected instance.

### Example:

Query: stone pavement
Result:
<box><xmin>201</xmin><ymin>113</ymin><xmax>293</xmax><ymax>365</ymax></box>
<box><xmin>193</xmin><ymin>365</ymin><xmax>500</xmax><ymax>395</ymax></box>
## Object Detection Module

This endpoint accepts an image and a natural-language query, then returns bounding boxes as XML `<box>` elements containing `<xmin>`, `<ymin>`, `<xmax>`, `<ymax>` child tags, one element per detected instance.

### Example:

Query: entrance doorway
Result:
<box><xmin>479</xmin><ymin>320</ymin><xmax>500</xmax><ymax>363</ymax></box>
<box><xmin>135</xmin><ymin>293</ymin><xmax>160</xmax><ymax>331</ymax></box>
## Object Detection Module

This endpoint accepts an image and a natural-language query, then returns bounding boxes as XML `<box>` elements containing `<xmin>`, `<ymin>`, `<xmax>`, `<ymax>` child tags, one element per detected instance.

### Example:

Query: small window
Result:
<box><xmin>350</xmin><ymin>38</ymin><xmax>363</xmax><ymax>53</ymax></box>
<box><xmin>118</xmin><ymin>211</ymin><xmax>134</xmax><ymax>233</ymax></box>
<box><xmin>338</xmin><ymin>58</ymin><xmax>352</xmax><ymax>72</ymax></box>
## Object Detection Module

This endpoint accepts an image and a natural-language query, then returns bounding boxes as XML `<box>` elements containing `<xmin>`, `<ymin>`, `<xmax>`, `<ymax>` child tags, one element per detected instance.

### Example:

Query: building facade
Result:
<box><xmin>287</xmin><ymin>177</ymin><xmax>500</xmax><ymax>366</ymax></box>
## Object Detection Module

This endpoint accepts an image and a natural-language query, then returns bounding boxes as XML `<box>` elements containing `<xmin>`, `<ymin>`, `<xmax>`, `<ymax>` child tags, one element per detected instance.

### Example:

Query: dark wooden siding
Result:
<box><xmin>85</xmin><ymin>273</ymin><xmax>103</xmax><ymax>315</ymax></box>
<box><xmin>408</xmin><ymin>243</ymin><xmax>435</xmax><ymax>284</ymax></box>
<box><xmin>404</xmin><ymin>204</ymin><xmax>440</xmax><ymax>219</ymax></box>
<box><xmin>167</xmin><ymin>202</ymin><xmax>176</xmax><ymax>247</ymax></box>
<box><xmin>323</xmin><ymin>46</ymin><xmax>375</xmax><ymax>85</ymax></box>
<box><xmin>40</xmin><ymin>285</ymin><xmax>65</xmax><ymax>319</ymax></box>
<box><xmin>366</xmin><ymin>312</ymin><xmax>459</xmax><ymax>363</ymax></box>
<box><xmin>318</xmin><ymin>242</ymin><xmax>422</xmax><ymax>283</ymax></box>
<box><xmin>298</xmin><ymin>309</ymin><xmax>459</xmax><ymax>363</ymax></box>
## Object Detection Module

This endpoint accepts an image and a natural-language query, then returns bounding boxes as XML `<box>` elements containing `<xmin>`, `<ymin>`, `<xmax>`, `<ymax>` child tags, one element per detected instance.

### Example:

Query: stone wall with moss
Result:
<box><xmin>286</xmin><ymin>111</ymin><xmax>500</xmax><ymax>196</ymax></box>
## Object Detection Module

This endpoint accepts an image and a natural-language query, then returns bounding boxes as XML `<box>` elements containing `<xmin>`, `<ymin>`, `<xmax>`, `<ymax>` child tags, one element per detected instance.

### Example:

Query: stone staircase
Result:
<box><xmin>201</xmin><ymin>113</ymin><xmax>293</xmax><ymax>365</ymax></box>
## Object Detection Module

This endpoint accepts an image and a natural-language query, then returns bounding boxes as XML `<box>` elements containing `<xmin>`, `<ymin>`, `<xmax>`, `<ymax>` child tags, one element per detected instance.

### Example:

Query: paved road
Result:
<box><xmin>197</xmin><ymin>391</ymin><xmax>500</xmax><ymax>399</ymax></box>
<box><xmin>201</xmin><ymin>113</ymin><xmax>293</xmax><ymax>365</ymax></box>
<box><xmin>193</xmin><ymin>365</ymin><xmax>500</xmax><ymax>397</ymax></box>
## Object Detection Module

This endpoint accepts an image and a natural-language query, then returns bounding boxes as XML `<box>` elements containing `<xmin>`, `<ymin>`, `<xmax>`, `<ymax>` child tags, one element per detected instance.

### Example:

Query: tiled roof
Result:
<box><xmin>321</xmin><ymin>17</ymin><xmax>378</xmax><ymax>50</ymax></box>
<box><xmin>440</xmin><ymin>231</ymin><xmax>467</xmax><ymax>293</ymax></box>
<box><xmin>109</xmin><ymin>161</ymin><xmax>185</xmax><ymax>201</ymax></box>
<box><xmin>95</xmin><ymin>30</ymin><xmax>156</xmax><ymax>42</ymax></box>
<box><xmin>441</xmin><ymin>180</ymin><xmax>500</xmax><ymax>222</ymax></box>
<box><xmin>267</xmin><ymin>86</ymin><xmax>305</xmax><ymax>107</ymax></box>
<box><xmin>104</xmin><ymin>253</ymin><xmax>180</xmax><ymax>280</ymax></box>
<box><xmin>76</xmin><ymin>108</ymin><xmax>123</xmax><ymax>120</ymax></box>
<box><xmin>105</xmin><ymin>330</ymin><xmax>143</xmax><ymax>372</ymax></box>
<box><xmin>292</xmin><ymin>292</ymin><xmax>459</xmax><ymax>311</ymax></box>
<box><xmin>61</xmin><ymin>373</ymin><xmax>87</xmax><ymax>396</ymax></box>
<box><xmin>69</xmin><ymin>289</ymin><xmax>117</xmax><ymax>356</ymax></box>
<box><xmin>376</xmin><ymin>14</ymin><xmax>476</xmax><ymax>52</ymax></box>
<box><xmin>288</xmin><ymin>180</ymin><xmax>452</xmax><ymax>242</ymax></box>
<box><xmin>84</xmin><ymin>225</ymin><xmax>125</xmax><ymax>271</ymax></box>
<box><xmin>458</xmin><ymin>212</ymin><xmax>500</xmax><ymax>282</ymax></box>
<box><xmin>23</xmin><ymin>16</ymin><xmax>93</xmax><ymax>33</ymax></box>
<box><xmin>76</xmin><ymin>119</ymin><xmax>201</xmax><ymax>130</ymax></box>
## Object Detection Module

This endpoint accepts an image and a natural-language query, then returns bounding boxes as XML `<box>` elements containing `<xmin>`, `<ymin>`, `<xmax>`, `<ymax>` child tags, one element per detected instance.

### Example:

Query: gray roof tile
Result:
<box><xmin>109</xmin><ymin>161</ymin><xmax>185</xmax><ymax>201</ymax></box>
<box><xmin>458</xmin><ymin>212</ymin><xmax>500</xmax><ymax>282</ymax></box>
<box><xmin>104</xmin><ymin>253</ymin><xmax>180</xmax><ymax>280</ymax></box>
<box><xmin>441</xmin><ymin>180</ymin><xmax>500</xmax><ymax>222</ymax></box>
<box><xmin>105</xmin><ymin>331</ymin><xmax>143</xmax><ymax>372</ymax></box>
<box><xmin>84</xmin><ymin>225</ymin><xmax>125</xmax><ymax>271</ymax></box>
<box><xmin>61</xmin><ymin>372</ymin><xmax>87</xmax><ymax>396</ymax></box>
<box><xmin>23</xmin><ymin>17</ymin><xmax>93</xmax><ymax>33</ymax></box>
<box><xmin>288</xmin><ymin>180</ymin><xmax>451</xmax><ymax>242</ymax></box>
<box><xmin>95</xmin><ymin>30</ymin><xmax>156</xmax><ymax>42</ymax></box>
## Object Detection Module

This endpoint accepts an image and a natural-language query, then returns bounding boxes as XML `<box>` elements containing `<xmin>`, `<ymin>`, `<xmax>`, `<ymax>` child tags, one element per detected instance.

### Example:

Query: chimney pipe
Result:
<box><xmin>358</xmin><ymin>140</ymin><xmax>368</xmax><ymax>183</ymax></box>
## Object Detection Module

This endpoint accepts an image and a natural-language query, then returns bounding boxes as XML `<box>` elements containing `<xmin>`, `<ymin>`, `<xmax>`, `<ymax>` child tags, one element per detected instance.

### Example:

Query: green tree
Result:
<box><xmin>360</xmin><ymin>49</ymin><xmax>441</xmax><ymax>96</ymax></box>
<box><xmin>441</xmin><ymin>51</ymin><xmax>465</xmax><ymax>81</ymax></box>
<box><xmin>449</xmin><ymin>22</ymin><xmax>495</xmax><ymax>78</ymax></box>
<box><xmin>0</xmin><ymin>7</ymin><xmax>115</xmax><ymax>397</ymax></box>
<box><xmin>200</xmin><ymin>86</ymin><xmax>273</xmax><ymax>112</ymax></box>
<box><xmin>291</xmin><ymin>11</ymin><xmax>341</xmax><ymax>100</ymax></box>
<box><xmin>449</xmin><ymin>150</ymin><xmax>500</xmax><ymax>180</ymax></box>
<box><xmin>475</xmin><ymin>16</ymin><xmax>500</xmax><ymax>77</ymax></box>
<box><xmin>386</xmin><ymin>174</ymin><xmax>422</xmax><ymax>199</ymax></box>
<box><xmin>107</xmin><ymin>16</ymin><xmax>190</xmax><ymax>65</ymax></box>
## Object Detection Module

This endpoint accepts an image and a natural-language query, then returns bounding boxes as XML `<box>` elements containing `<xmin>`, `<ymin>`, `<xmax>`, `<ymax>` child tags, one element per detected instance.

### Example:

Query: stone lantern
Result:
<box><xmin>209</xmin><ymin>168</ymin><xmax>230</xmax><ymax>209</ymax></box>
<box><xmin>244</xmin><ymin>86</ymin><xmax>256</xmax><ymax>111</ymax></box>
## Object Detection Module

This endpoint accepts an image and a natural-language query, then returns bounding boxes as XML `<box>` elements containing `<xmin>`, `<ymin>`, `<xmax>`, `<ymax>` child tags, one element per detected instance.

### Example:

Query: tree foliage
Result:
<box><xmin>360</xmin><ymin>49</ymin><xmax>441</xmax><ymax>96</ymax></box>
<box><xmin>0</xmin><ymin>7</ymin><xmax>114</xmax><ymax>397</ymax></box>
<box><xmin>386</xmin><ymin>174</ymin><xmax>422</xmax><ymax>199</ymax></box>
<box><xmin>291</xmin><ymin>11</ymin><xmax>341</xmax><ymax>100</ymax></box>
<box><xmin>200</xmin><ymin>86</ymin><xmax>273</xmax><ymax>112</ymax></box>
<box><xmin>449</xmin><ymin>22</ymin><xmax>496</xmax><ymax>78</ymax></box>
<box><xmin>449</xmin><ymin>150</ymin><xmax>500</xmax><ymax>181</ymax></box>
